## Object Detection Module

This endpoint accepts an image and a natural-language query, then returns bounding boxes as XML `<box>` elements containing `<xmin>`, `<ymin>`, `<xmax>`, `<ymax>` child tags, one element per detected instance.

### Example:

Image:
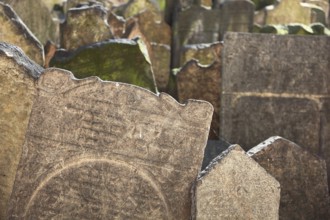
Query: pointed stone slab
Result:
<box><xmin>266</xmin><ymin>0</ymin><xmax>326</xmax><ymax>25</ymax></box>
<box><xmin>248</xmin><ymin>137</ymin><xmax>330</xmax><ymax>219</ymax></box>
<box><xmin>0</xmin><ymin>43</ymin><xmax>43</xmax><ymax>220</ymax></box>
<box><xmin>0</xmin><ymin>3</ymin><xmax>44</xmax><ymax>65</ymax></box>
<box><xmin>194</xmin><ymin>145</ymin><xmax>280</xmax><ymax>219</ymax></box>
<box><xmin>221</xmin><ymin>32</ymin><xmax>330</xmax><ymax>148</ymax></box>
<box><xmin>60</xmin><ymin>5</ymin><xmax>112</xmax><ymax>51</ymax></box>
<box><xmin>49</xmin><ymin>39</ymin><xmax>157</xmax><ymax>92</ymax></box>
<box><xmin>8</xmin><ymin>69</ymin><xmax>213</xmax><ymax>219</ymax></box>
<box><xmin>177</xmin><ymin>59</ymin><xmax>221</xmax><ymax>139</ymax></box>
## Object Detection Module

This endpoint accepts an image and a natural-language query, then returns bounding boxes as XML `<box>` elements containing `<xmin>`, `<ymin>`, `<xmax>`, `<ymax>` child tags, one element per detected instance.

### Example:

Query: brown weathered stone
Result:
<box><xmin>2</xmin><ymin>0</ymin><xmax>58</xmax><ymax>45</ymax></box>
<box><xmin>0</xmin><ymin>42</ymin><xmax>43</xmax><ymax>220</ymax></box>
<box><xmin>60</xmin><ymin>5</ymin><xmax>112</xmax><ymax>51</ymax></box>
<box><xmin>177</xmin><ymin>59</ymin><xmax>221</xmax><ymax>139</ymax></box>
<box><xmin>220</xmin><ymin>32</ymin><xmax>330</xmax><ymax>188</ymax></box>
<box><xmin>266</xmin><ymin>0</ymin><xmax>326</xmax><ymax>25</ymax></box>
<box><xmin>8</xmin><ymin>69</ymin><xmax>213</xmax><ymax>219</ymax></box>
<box><xmin>107</xmin><ymin>11</ymin><xmax>126</xmax><ymax>38</ymax></box>
<box><xmin>194</xmin><ymin>145</ymin><xmax>280</xmax><ymax>219</ymax></box>
<box><xmin>248</xmin><ymin>137</ymin><xmax>330</xmax><ymax>220</ymax></box>
<box><xmin>0</xmin><ymin>3</ymin><xmax>44</xmax><ymax>65</ymax></box>
<box><xmin>150</xmin><ymin>43</ymin><xmax>171</xmax><ymax>92</ymax></box>
<box><xmin>180</xmin><ymin>42</ymin><xmax>222</xmax><ymax>66</ymax></box>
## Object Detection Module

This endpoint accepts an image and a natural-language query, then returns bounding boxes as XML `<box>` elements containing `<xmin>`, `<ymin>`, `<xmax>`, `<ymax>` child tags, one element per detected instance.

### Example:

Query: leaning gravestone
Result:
<box><xmin>50</xmin><ymin>39</ymin><xmax>157</xmax><ymax>93</ymax></box>
<box><xmin>7</xmin><ymin>68</ymin><xmax>213</xmax><ymax>219</ymax></box>
<box><xmin>0</xmin><ymin>3</ymin><xmax>44</xmax><ymax>65</ymax></box>
<box><xmin>248</xmin><ymin>137</ymin><xmax>330</xmax><ymax>220</ymax></box>
<box><xmin>60</xmin><ymin>5</ymin><xmax>112</xmax><ymax>51</ymax></box>
<box><xmin>176</xmin><ymin>59</ymin><xmax>221</xmax><ymax>139</ymax></box>
<box><xmin>194</xmin><ymin>145</ymin><xmax>280</xmax><ymax>219</ymax></box>
<box><xmin>0</xmin><ymin>43</ymin><xmax>43</xmax><ymax>220</ymax></box>
<box><xmin>220</xmin><ymin>32</ymin><xmax>330</xmax><ymax>188</ymax></box>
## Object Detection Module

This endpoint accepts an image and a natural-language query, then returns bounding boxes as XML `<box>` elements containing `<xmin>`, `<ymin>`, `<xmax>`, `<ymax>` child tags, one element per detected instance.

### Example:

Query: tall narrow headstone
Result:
<box><xmin>0</xmin><ymin>43</ymin><xmax>43</xmax><ymax>220</ymax></box>
<box><xmin>50</xmin><ymin>39</ymin><xmax>157</xmax><ymax>92</ymax></box>
<box><xmin>8</xmin><ymin>69</ymin><xmax>213</xmax><ymax>219</ymax></box>
<box><xmin>60</xmin><ymin>5</ymin><xmax>112</xmax><ymax>51</ymax></box>
<box><xmin>220</xmin><ymin>32</ymin><xmax>330</xmax><ymax>188</ymax></box>
<box><xmin>0</xmin><ymin>3</ymin><xmax>44</xmax><ymax>65</ymax></box>
<box><xmin>194</xmin><ymin>145</ymin><xmax>280</xmax><ymax>219</ymax></box>
<box><xmin>248</xmin><ymin>137</ymin><xmax>330</xmax><ymax>220</ymax></box>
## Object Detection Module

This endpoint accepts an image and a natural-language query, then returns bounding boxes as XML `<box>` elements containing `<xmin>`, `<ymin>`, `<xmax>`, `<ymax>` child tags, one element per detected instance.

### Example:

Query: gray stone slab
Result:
<box><xmin>7</xmin><ymin>69</ymin><xmax>213</xmax><ymax>219</ymax></box>
<box><xmin>248</xmin><ymin>137</ymin><xmax>330</xmax><ymax>220</ymax></box>
<box><xmin>177</xmin><ymin>59</ymin><xmax>221</xmax><ymax>139</ymax></box>
<box><xmin>0</xmin><ymin>42</ymin><xmax>43</xmax><ymax>220</ymax></box>
<box><xmin>60</xmin><ymin>5</ymin><xmax>112</xmax><ymax>51</ymax></box>
<box><xmin>194</xmin><ymin>145</ymin><xmax>280</xmax><ymax>219</ymax></box>
<box><xmin>0</xmin><ymin>2</ymin><xmax>44</xmax><ymax>65</ymax></box>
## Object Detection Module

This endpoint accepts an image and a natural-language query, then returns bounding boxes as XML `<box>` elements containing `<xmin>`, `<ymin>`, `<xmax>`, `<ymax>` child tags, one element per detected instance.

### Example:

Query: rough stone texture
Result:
<box><xmin>220</xmin><ymin>32</ymin><xmax>330</xmax><ymax>187</ymax></box>
<box><xmin>217</xmin><ymin>0</ymin><xmax>255</xmax><ymax>38</ymax></box>
<box><xmin>202</xmin><ymin>139</ymin><xmax>230</xmax><ymax>170</ymax></box>
<box><xmin>180</xmin><ymin>42</ymin><xmax>222</xmax><ymax>67</ymax></box>
<box><xmin>194</xmin><ymin>145</ymin><xmax>280</xmax><ymax>220</ymax></box>
<box><xmin>0</xmin><ymin>3</ymin><xmax>44</xmax><ymax>65</ymax></box>
<box><xmin>50</xmin><ymin>39</ymin><xmax>157</xmax><ymax>93</ymax></box>
<box><xmin>60</xmin><ymin>5</ymin><xmax>112</xmax><ymax>51</ymax></box>
<box><xmin>120</xmin><ymin>0</ymin><xmax>162</xmax><ymax>21</ymax></box>
<box><xmin>172</xmin><ymin>5</ymin><xmax>220</xmax><ymax>67</ymax></box>
<box><xmin>150</xmin><ymin>43</ymin><xmax>171</xmax><ymax>92</ymax></box>
<box><xmin>107</xmin><ymin>11</ymin><xmax>126</xmax><ymax>38</ymax></box>
<box><xmin>248</xmin><ymin>136</ymin><xmax>330</xmax><ymax>220</ymax></box>
<box><xmin>7</xmin><ymin>68</ymin><xmax>213</xmax><ymax>219</ymax></box>
<box><xmin>266</xmin><ymin>0</ymin><xmax>326</xmax><ymax>25</ymax></box>
<box><xmin>177</xmin><ymin>59</ymin><xmax>221</xmax><ymax>139</ymax></box>
<box><xmin>0</xmin><ymin>43</ymin><xmax>43</xmax><ymax>220</ymax></box>
<box><xmin>2</xmin><ymin>0</ymin><xmax>58</xmax><ymax>45</ymax></box>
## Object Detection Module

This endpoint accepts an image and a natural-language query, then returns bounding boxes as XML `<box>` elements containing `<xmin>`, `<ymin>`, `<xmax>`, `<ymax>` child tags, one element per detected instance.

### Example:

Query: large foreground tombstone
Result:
<box><xmin>248</xmin><ymin>137</ymin><xmax>330</xmax><ymax>220</ymax></box>
<box><xmin>0</xmin><ymin>43</ymin><xmax>43</xmax><ymax>220</ymax></box>
<box><xmin>7</xmin><ymin>69</ymin><xmax>213</xmax><ymax>219</ymax></box>
<box><xmin>0</xmin><ymin>3</ymin><xmax>44</xmax><ymax>65</ymax></box>
<box><xmin>220</xmin><ymin>32</ymin><xmax>330</xmax><ymax>186</ymax></box>
<box><xmin>194</xmin><ymin>145</ymin><xmax>280</xmax><ymax>219</ymax></box>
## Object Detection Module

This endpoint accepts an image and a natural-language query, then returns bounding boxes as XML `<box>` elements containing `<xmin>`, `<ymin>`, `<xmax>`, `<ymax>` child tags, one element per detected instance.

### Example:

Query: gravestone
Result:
<box><xmin>107</xmin><ymin>11</ymin><xmax>126</xmax><ymax>38</ymax></box>
<box><xmin>0</xmin><ymin>3</ymin><xmax>44</xmax><ymax>65</ymax></box>
<box><xmin>216</xmin><ymin>0</ymin><xmax>255</xmax><ymax>38</ymax></box>
<box><xmin>266</xmin><ymin>0</ymin><xmax>326</xmax><ymax>25</ymax></box>
<box><xmin>150</xmin><ymin>43</ymin><xmax>171</xmax><ymax>92</ymax></box>
<box><xmin>180</xmin><ymin>41</ymin><xmax>222</xmax><ymax>66</ymax></box>
<box><xmin>194</xmin><ymin>145</ymin><xmax>280</xmax><ymax>219</ymax></box>
<box><xmin>2</xmin><ymin>0</ymin><xmax>58</xmax><ymax>44</ymax></box>
<box><xmin>220</xmin><ymin>32</ymin><xmax>330</xmax><ymax>187</ymax></box>
<box><xmin>50</xmin><ymin>39</ymin><xmax>157</xmax><ymax>92</ymax></box>
<box><xmin>60</xmin><ymin>5</ymin><xmax>112</xmax><ymax>51</ymax></box>
<box><xmin>176</xmin><ymin>59</ymin><xmax>221</xmax><ymax>139</ymax></box>
<box><xmin>0</xmin><ymin>43</ymin><xmax>43</xmax><ymax>220</ymax></box>
<box><xmin>201</xmin><ymin>138</ymin><xmax>230</xmax><ymax>170</ymax></box>
<box><xmin>172</xmin><ymin>5</ymin><xmax>220</xmax><ymax>67</ymax></box>
<box><xmin>248</xmin><ymin>137</ymin><xmax>330</xmax><ymax>219</ymax></box>
<box><xmin>121</xmin><ymin>0</ymin><xmax>162</xmax><ymax>21</ymax></box>
<box><xmin>7</xmin><ymin>68</ymin><xmax>213</xmax><ymax>219</ymax></box>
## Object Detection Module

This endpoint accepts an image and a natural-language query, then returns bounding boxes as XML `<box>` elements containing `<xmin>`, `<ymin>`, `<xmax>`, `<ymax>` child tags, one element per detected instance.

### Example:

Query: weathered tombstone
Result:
<box><xmin>0</xmin><ymin>3</ymin><xmax>44</xmax><ymax>65</ymax></box>
<box><xmin>50</xmin><ymin>39</ymin><xmax>157</xmax><ymax>92</ymax></box>
<box><xmin>172</xmin><ymin>5</ymin><xmax>220</xmax><ymax>67</ymax></box>
<box><xmin>107</xmin><ymin>11</ymin><xmax>126</xmax><ymax>38</ymax></box>
<box><xmin>266</xmin><ymin>0</ymin><xmax>326</xmax><ymax>25</ymax></box>
<box><xmin>7</xmin><ymin>68</ymin><xmax>213</xmax><ymax>219</ymax></box>
<box><xmin>214</xmin><ymin>0</ymin><xmax>255</xmax><ymax>38</ymax></box>
<box><xmin>60</xmin><ymin>5</ymin><xmax>112</xmax><ymax>51</ymax></box>
<box><xmin>180</xmin><ymin>41</ymin><xmax>222</xmax><ymax>66</ymax></box>
<box><xmin>201</xmin><ymin>138</ymin><xmax>230</xmax><ymax>170</ymax></box>
<box><xmin>194</xmin><ymin>145</ymin><xmax>280</xmax><ymax>219</ymax></box>
<box><xmin>150</xmin><ymin>43</ymin><xmax>171</xmax><ymax>92</ymax></box>
<box><xmin>0</xmin><ymin>43</ymin><xmax>43</xmax><ymax>220</ymax></box>
<box><xmin>220</xmin><ymin>32</ymin><xmax>330</xmax><ymax>187</ymax></box>
<box><xmin>2</xmin><ymin>0</ymin><xmax>58</xmax><ymax>45</ymax></box>
<box><xmin>248</xmin><ymin>136</ymin><xmax>330</xmax><ymax>219</ymax></box>
<box><xmin>177</xmin><ymin>60</ymin><xmax>221</xmax><ymax>139</ymax></box>
<box><xmin>119</xmin><ymin>0</ymin><xmax>162</xmax><ymax>21</ymax></box>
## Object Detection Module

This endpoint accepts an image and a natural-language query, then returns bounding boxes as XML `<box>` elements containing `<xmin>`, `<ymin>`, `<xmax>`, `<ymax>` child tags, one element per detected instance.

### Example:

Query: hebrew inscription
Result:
<box><xmin>8</xmin><ymin>68</ymin><xmax>213</xmax><ymax>219</ymax></box>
